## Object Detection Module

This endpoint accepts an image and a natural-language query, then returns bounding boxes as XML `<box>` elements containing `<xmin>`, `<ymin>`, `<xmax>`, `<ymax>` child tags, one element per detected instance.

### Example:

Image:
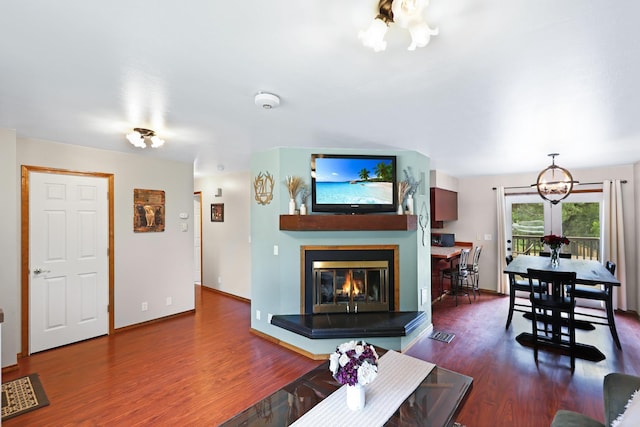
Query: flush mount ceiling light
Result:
<box><xmin>359</xmin><ymin>0</ymin><xmax>438</xmax><ymax>52</ymax></box>
<box><xmin>126</xmin><ymin>128</ymin><xmax>165</xmax><ymax>148</ymax></box>
<box><xmin>532</xmin><ymin>153</ymin><xmax>578</xmax><ymax>205</ymax></box>
<box><xmin>254</xmin><ymin>92</ymin><xmax>280</xmax><ymax>109</ymax></box>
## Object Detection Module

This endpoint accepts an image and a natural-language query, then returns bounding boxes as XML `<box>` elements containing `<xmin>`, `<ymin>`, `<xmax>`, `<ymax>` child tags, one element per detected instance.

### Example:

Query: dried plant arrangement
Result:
<box><xmin>300</xmin><ymin>188</ymin><xmax>310</xmax><ymax>204</ymax></box>
<box><xmin>284</xmin><ymin>176</ymin><xmax>305</xmax><ymax>200</ymax></box>
<box><xmin>397</xmin><ymin>181</ymin><xmax>410</xmax><ymax>206</ymax></box>
<box><xmin>402</xmin><ymin>167</ymin><xmax>422</xmax><ymax>197</ymax></box>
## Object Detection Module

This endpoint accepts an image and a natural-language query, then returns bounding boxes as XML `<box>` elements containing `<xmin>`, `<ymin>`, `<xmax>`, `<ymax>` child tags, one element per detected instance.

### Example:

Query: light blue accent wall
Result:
<box><xmin>250</xmin><ymin>147</ymin><xmax>431</xmax><ymax>355</ymax></box>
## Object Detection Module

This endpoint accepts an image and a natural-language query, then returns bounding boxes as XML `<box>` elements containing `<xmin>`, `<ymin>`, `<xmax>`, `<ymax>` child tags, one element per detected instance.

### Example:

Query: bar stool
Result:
<box><xmin>567</xmin><ymin>261</ymin><xmax>621</xmax><ymax>349</ymax></box>
<box><xmin>466</xmin><ymin>245</ymin><xmax>483</xmax><ymax>300</ymax></box>
<box><xmin>440</xmin><ymin>248</ymin><xmax>471</xmax><ymax>306</ymax></box>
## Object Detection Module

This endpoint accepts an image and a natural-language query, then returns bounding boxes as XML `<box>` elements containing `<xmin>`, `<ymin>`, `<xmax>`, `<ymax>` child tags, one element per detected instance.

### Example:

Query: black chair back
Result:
<box><xmin>539</xmin><ymin>251</ymin><xmax>572</xmax><ymax>259</ymax></box>
<box><xmin>526</xmin><ymin>268</ymin><xmax>577</xmax><ymax>302</ymax></box>
<box><xmin>606</xmin><ymin>261</ymin><xmax>616</xmax><ymax>276</ymax></box>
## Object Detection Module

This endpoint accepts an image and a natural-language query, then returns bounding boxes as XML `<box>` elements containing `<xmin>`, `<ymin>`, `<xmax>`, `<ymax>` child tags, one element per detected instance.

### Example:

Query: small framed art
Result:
<box><xmin>211</xmin><ymin>203</ymin><xmax>224</xmax><ymax>222</ymax></box>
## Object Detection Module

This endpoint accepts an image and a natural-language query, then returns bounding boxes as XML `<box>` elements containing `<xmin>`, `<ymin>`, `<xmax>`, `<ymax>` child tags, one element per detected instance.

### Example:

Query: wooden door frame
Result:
<box><xmin>20</xmin><ymin>165</ymin><xmax>115</xmax><ymax>357</ymax></box>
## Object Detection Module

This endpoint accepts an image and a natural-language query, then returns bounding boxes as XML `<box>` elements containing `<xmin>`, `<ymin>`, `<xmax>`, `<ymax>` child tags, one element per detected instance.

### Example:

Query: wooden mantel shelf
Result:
<box><xmin>279</xmin><ymin>214</ymin><xmax>417</xmax><ymax>231</ymax></box>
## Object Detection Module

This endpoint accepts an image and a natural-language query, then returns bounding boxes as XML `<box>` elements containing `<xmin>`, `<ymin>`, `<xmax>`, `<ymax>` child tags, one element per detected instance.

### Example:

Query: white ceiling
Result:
<box><xmin>1</xmin><ymin>1</ymin><xmax>639</xmax><ymax>178</ymax></box>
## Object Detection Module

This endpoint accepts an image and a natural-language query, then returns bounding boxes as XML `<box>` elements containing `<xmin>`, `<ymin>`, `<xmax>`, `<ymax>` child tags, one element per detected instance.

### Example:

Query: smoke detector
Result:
<box><xmin>254</xmin><ymin>92</ymin><xmax>280</xmax><ymax>109</ymax></box>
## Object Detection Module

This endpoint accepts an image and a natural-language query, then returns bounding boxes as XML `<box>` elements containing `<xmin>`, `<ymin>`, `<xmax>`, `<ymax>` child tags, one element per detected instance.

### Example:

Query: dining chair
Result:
<box><xmin>539</xmin><ymin>251</ymin><xmax>572</xmax><ymax>259</ymax></box>
<box><xmin>567</xmin><ymin>261</ymin><xmax>621</xmax><ymax>349</ymax></box>
<box><xmin>466</xmin><ymin>245</ymin><xmax>483</xmax><ymax>300</ymax></box>
<box><xmin>526</xmin><ymin>268</ymin><xmax>578</xmax><ymax>372</ymax></box>
<box><xmin>504</xmin><ymin>255</ymin><xmax>548</xmax><ymax>329</ymax></box>
<box><xmin>440</xmin><ymin>248</ymin><xmax>471</xmax><ymax>306</ymax></box>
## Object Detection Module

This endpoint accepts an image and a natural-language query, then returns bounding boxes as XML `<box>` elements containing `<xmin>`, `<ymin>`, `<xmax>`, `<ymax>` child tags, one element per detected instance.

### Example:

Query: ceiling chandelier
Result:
<box><xmin>359</xmin><ymin>0</ymin><xmax>438</xmax><ymax>52</ymax></box>
<box><xmin>126</xmin><ymin>128</ymin><xmax>165</xmax><ymax>149</ymax></box>
<box><xmin>533</xmin><ymin>153</ymin><xmax>578</xmax><ymax>205</ymax></box>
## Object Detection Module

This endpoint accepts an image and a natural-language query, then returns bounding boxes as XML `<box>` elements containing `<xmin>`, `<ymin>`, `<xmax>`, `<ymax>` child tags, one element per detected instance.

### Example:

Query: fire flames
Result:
<box><xmin>342</xmin><ymin>270</ymin><xmax>364</xmax><ymax>296</ymax></box>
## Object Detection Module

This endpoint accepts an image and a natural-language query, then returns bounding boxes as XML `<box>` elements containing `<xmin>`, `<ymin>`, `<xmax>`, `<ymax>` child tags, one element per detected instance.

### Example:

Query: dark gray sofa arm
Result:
<box><xmin>604</xmin><ymin>373</ymin><xmax>640</xmax><ymax>426</ymax></box>
<box><xmin>551</xmin><ymin>373</ymin><xmax>640</xmax><ymax>427</ymax></box>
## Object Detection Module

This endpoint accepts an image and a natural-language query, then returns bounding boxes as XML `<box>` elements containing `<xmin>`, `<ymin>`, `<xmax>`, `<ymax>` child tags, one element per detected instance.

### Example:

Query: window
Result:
<box><xmin>506</xmin><ymin>193</ymin><xmax>602</xmax><ymax>260</ymax></box>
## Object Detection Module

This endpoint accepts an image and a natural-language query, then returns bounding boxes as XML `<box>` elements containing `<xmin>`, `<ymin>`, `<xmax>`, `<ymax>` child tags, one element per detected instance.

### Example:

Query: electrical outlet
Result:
<box><xmin>256</xmin><ymin>310</ymin><xmax>261</xmax><ymax>320</ymax></box>
<box><xmin>218</xmin><ymin>276</ymin><xmax>222</xmax><ymax>284</ymax></box>
<box><xmin>268</xmin><ymin>313</ymin><xmax>273</xmax><ymax>323</ymax></box>
<box><xmin>273</xmin><ymin>245</ymin><xmax>279</xmax><ymax>255</ymax></box>
<box><xmin>141</xmin><ymin>302</ymin><xmax>148</xmax><ymax>311</ymax></box>
<box><xmin>166</xmin><ymin>297</ymin><xmax>172</xmax><ymax>306</ymax></box>
<box><xmin>484</xmin><ymin>234</ymin><xmax>492</xmax><ymax>241</ymax></box>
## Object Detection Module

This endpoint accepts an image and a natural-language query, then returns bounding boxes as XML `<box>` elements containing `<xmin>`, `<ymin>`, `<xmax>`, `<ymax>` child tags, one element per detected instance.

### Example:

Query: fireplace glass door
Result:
<box><xmin>312</xmin><ymin>261</ymin><xmax>389</xmax><ymax>313</ymax></box>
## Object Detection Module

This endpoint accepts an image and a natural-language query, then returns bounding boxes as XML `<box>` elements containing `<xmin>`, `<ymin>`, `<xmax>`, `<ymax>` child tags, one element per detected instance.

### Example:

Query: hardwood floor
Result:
<box><xmin>3</xmin><ymin>286</ymin><xmax>640</xmax><ymax>426</ymax></box>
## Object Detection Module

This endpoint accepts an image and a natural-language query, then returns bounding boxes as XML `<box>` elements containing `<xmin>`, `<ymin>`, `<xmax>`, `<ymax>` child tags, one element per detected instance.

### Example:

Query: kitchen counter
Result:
<box><xmin>431</xmin><ymin>246</ymin><xmax>463</xmax><ymax>259</ymax></box>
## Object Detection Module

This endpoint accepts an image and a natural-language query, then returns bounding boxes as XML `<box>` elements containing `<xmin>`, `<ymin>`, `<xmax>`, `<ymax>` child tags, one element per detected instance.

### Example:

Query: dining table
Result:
<box><xmin>503</xmin><ymin>255</ymin><xmax>620</xmax><ymax>361</ymax></box>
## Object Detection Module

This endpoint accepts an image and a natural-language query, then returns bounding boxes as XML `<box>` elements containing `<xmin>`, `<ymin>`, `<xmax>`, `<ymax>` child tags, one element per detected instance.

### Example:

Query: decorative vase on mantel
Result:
<box><xmin>288</xmin><ymin>198</ymin><xmax>296</xmax><ymax>215</ymax></box>
<box><xmin>300</xmin><ymin>203</ymin><xmax>307</xmax><ymax>215</ymax></box>
<box><xmin>550</xmin><ymin>247</ymin><xmax>560</xmax><ymax>267</ymax></box>
<box><xmin>407</xmin><ymin>194</ymin><xmax>414</xmax><ymax>215</ymax></box>
<box><xmin>346</xmin><ymin>384</ymin><xmax>365</xmax><ymax>410</ymax></box>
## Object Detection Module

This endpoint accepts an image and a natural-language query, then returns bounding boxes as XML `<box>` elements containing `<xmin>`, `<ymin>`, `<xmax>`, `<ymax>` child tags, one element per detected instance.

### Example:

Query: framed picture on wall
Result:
<box><xmin>211</xmin><ymin>203</ymin><xmax>224</xmax><ymax>222</ymax></box>
<box><xmin>134</xmin><ymin>189</ymin><xmax>165</xmax><ymax>232</ymax></box>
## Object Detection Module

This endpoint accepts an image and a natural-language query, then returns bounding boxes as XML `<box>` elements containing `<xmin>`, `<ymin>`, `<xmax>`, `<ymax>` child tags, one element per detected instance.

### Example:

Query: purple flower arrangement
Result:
<box><xmin>329</xmin><ymin>340</ymin><xmax>379</xmax><ymax>386</ymax></box>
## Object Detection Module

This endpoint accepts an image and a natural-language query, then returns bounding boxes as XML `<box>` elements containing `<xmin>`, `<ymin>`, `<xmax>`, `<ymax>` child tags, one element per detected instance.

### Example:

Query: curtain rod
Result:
<box><xmin>492</xmin><ymin>180</ymin><xmax>627</xmax><ymax>190</ymax></box>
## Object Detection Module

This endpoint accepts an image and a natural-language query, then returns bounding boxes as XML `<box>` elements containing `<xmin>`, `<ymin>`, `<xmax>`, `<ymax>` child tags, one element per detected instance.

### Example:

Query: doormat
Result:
<box><xmin>2</xmin><ymin>373</ymin><xmax>49</xmax><ymax>421</ymax></box>
<box><xmin>429</xmin><ymin>330</ymin><xmax>455</xmax><ymax>343</ymax></box>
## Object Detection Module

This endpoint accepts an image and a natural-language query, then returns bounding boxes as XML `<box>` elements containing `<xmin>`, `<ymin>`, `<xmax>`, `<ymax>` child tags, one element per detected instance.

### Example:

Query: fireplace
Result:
<box><xmin>271</xmin><ymin>244</ymin><xmax>425</xmax><ymax>340</ymax></box>
<box><xmin>302</xmin><ymin>245</ymin><xmax>398</xmax><ymax>314</ymax></box>
<box><xmin>313</xmin><ymin>260</ymin><xmax>389</xmax><ymax>313</ymax></box>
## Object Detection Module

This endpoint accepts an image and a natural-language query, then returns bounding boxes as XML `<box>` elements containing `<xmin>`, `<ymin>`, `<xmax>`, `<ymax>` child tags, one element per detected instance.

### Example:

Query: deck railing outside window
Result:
<box><xmin>512</xmin><ymin>235</ymin><xmax>600</xmax><ymax>260</ymax></box>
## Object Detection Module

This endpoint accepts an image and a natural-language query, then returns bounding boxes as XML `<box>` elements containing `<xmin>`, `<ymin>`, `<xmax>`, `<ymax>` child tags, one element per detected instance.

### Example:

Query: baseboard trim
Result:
<box><xmin>1</xmin><ymin>363</ymin><xmax>20</xmax><ymax>375</ymax></box>
<box><xmin>115</xmin><ymin>309</ymin><xmax>195</xmax><ymax>333</ymax></box>
<box><xmin>201</xmin><ymin>286</ymin><xmax>250</xmax><ymax>303</ymax></box>
<box><xmin>403</xmin><ymin>322</ymin><xmax>434</xmax><ymax>352</ymax></box>
<box><xmin>250</xmin><ymin>328</ymin><xmax>329</xmax><ymax>361</ymax></box>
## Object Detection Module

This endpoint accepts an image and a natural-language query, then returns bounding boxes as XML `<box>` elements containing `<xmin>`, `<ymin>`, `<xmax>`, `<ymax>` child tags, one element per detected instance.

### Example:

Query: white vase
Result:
<box><xmin>407</xmin><ymin>194</ymin><xmax>414</xmax><ymax>215</ymax></box>
<box><xmin>288</xmin><ymin>198</ymin><xmax>296</xmax><ymax>215</ymax></box>
<box><xmin>300</xmin><ymin>204</ymin><xmax>307</xmax><ymax>215</ymax></box>
<box><xmin>346</xmin><ymin>384</ymin><xmax>365</xmax><ymax>410</ymax></box>
<box><xmin>397</xmin><ymin>204</ymin><xmax>404</xmax><ymax>215</ymax></box>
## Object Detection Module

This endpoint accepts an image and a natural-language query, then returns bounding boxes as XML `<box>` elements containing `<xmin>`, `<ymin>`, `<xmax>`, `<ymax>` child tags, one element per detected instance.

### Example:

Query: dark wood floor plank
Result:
<box><xmin>3</xmin><ymin>287</ymin><xmax>639</xmax><ymax>426</ymax></box>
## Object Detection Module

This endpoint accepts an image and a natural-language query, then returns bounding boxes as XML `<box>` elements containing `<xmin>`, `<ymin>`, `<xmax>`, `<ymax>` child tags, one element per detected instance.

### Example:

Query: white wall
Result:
<box><xmin>194</xmin><ymin>171</ymin><xmax>251</xmax><ymax>299</ymax></box>
<box><xmin>635</xmin><ymin>161</ymin><xmax>640</xmax><ymax>312</ymax></box>
<box><xmin>1</xmin><ymin>136</ymin><xmax>195</xmax><ymax>367</ymax></box>
<box><xmin>440</xmin><ymin>164</ymin><xmax>638</xmax><ymax>312</ymax></box>
<box><xmin>0</xmin><ymin>129</ymin><xmax>19</xmax><ymax>367</ymax></box>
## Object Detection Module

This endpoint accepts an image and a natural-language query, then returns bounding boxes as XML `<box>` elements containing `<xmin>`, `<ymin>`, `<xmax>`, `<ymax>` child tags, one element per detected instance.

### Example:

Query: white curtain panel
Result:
<box><xmin>496</xmin><ymin>186</ymin><xmax>508</xmax><ymax>294</ymax></box>
<box><xmin>603</xmin><ymin>179</ymin><xmax>627</xmax><ymax>310</ymax></box>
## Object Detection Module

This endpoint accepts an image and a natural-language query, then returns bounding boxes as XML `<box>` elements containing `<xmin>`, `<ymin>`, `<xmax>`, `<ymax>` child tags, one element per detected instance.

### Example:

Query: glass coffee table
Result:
<box><xmin>220</xmin><ymin>357</ymin><xmax>472</xmax><ymax>427</ymax></box>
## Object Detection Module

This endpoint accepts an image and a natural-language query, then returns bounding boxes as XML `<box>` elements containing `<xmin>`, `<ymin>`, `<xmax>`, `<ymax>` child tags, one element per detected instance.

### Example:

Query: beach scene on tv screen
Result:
<box><xmin>315</xmin><ymin>157</ymin><xmax>394</xmax><ymax>204</ymax></box>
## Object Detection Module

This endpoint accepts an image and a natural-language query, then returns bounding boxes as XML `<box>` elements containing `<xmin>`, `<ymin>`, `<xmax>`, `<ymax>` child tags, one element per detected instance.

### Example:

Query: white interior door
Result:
<box><xmin>194</xmin><ymin>194</ymin><xmax>202</xmax><ymax>284</ymax></box>
<box><xmin>29</xmin><ymin>172</ymin><xmax>109</xmax><ymax>353</ymax></box>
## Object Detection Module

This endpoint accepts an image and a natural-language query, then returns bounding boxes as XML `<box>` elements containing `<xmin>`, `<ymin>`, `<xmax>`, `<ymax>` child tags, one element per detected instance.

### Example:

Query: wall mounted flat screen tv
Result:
<box><xmin>311</xmin><ymin>154</ymin><xmax>397</xmax><ymax>214</ymax></box>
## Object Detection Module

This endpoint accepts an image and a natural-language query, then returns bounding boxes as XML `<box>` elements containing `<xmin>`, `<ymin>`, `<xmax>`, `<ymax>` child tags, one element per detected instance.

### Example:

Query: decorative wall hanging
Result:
<box><xmin>134</xmin><ymin>189</ymin><xmax>165</xmax><ymax>232</ymax></box>
<box><xmin>254</xmin><ymin>171</ymin><xmax>274</xmax><ymax>205</ymax></box>
<box><xmin>211</xmin><ymin>203</ymin><xmax>224</xmax><ymax>222</ymax></box>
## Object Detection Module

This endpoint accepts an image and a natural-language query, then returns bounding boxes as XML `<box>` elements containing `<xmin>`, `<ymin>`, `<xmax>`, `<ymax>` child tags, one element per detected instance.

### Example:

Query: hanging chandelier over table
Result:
<box><xmin>532</xmin><ymin>153</ymin><xmax>578</xmax><ymax>205</ymax></box>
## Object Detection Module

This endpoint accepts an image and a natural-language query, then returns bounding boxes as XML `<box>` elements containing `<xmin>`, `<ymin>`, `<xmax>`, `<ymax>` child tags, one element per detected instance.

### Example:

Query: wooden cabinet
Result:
<box><xmin>430</xmin><ymin>188</ymin><xmax>457</xmax><ymax>229</ymax></box>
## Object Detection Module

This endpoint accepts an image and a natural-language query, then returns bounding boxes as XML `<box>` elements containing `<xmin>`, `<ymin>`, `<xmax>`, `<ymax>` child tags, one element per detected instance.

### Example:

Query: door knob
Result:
<box><xmin>33</xmin><ymin>267</ymin><xmax>51</xmax><ymax>275</ymax></box>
